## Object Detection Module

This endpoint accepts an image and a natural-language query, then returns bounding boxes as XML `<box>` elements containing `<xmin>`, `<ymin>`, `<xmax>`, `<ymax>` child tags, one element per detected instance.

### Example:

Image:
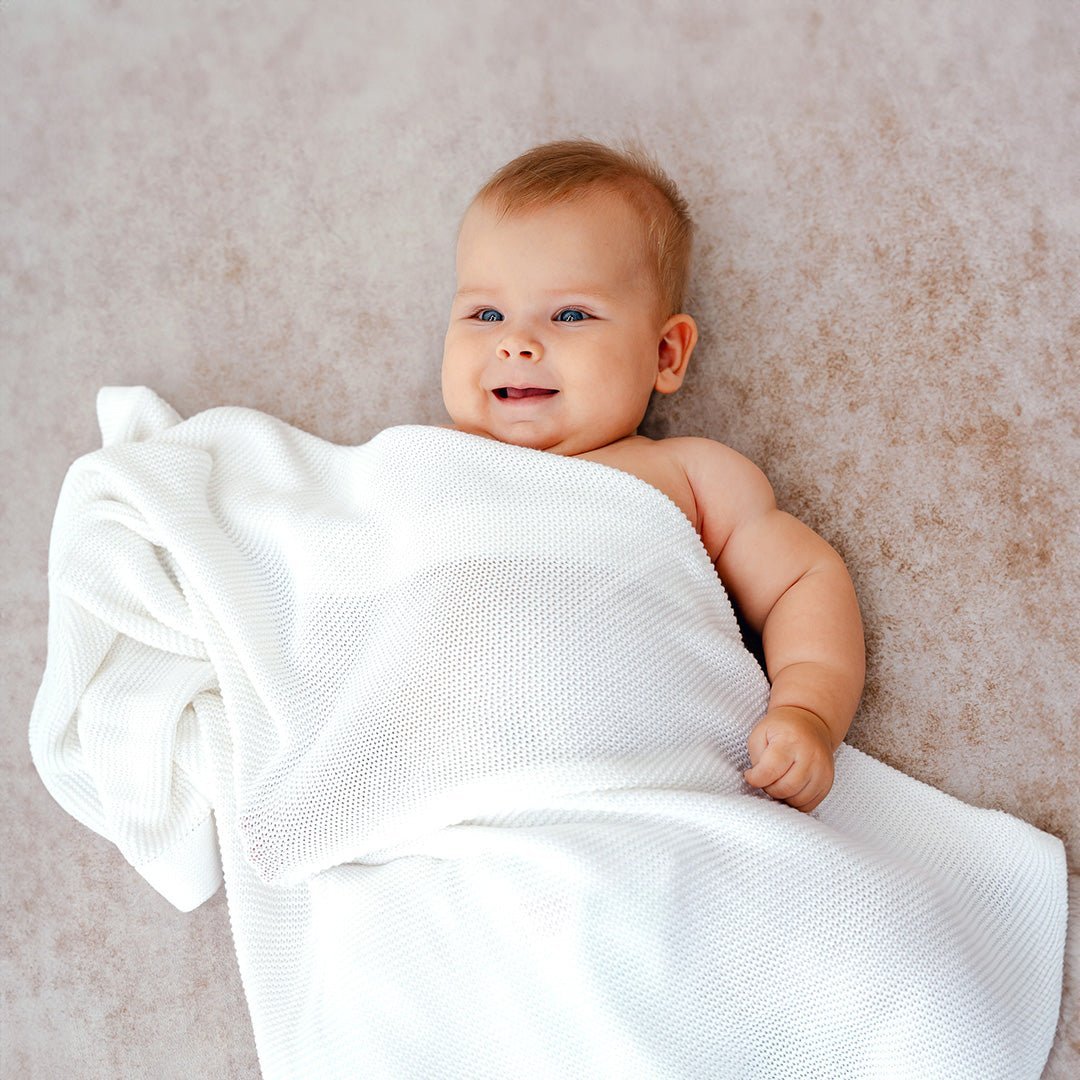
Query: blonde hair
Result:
<box><xmin>471</xmin><ymin>139</ymin><xmax>694</xmax><ymax>318</ymax></box>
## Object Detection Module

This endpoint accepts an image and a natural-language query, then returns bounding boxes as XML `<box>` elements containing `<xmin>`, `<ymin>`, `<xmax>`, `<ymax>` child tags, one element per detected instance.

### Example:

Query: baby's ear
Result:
<box><xmin>655</xmin><ymin>313</ymin><xmax>698</xmax><ymax>394</ymax></box>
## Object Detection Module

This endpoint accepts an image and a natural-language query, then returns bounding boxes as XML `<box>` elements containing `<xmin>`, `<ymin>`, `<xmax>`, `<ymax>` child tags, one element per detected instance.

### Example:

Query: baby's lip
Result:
<box><xmin>489</xmin><ymin>384</ymin><xmax>559</xmax><ymax>392</ymax></box>
<box><xmin>491</xmin><ymin>385</ymin><xmax>560</xmax><ymax>399</ymax></box>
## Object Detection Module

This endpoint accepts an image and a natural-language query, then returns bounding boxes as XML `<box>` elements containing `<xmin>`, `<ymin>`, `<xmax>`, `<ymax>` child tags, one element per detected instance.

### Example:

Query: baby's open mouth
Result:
<box><xmin>494</xmin><ymin>387</ymin><xmax>559</xmax><ymax>399</ymax></box>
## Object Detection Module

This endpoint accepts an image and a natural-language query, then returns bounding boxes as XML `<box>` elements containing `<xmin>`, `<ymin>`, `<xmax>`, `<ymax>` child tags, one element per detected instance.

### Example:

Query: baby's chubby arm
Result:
<box><xmin>678</xmin><ymin>438</ymin><xmax>865</xmax><ymax>813</ymax></box>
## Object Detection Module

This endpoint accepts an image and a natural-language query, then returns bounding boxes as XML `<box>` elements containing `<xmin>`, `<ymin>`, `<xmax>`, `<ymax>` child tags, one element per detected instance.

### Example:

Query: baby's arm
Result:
<box><xmin>679</xmin><ymin>438</ymin><xmax>865</xmax><ymax>813</ymax></box>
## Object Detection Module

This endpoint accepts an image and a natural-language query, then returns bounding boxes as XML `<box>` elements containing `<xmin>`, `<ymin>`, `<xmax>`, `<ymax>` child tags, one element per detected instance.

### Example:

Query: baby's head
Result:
<box><xmin>441</xmin><ymin>139</ymin><xmax>699</xmax><ymax>456</ymax></box>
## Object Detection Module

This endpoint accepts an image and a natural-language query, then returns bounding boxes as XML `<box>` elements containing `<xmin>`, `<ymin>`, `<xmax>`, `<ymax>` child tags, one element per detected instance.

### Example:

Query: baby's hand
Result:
<box><xmin>743</xmin><ymin>706</ymin><xmax>836</xmax><ymax>814</ymax></box>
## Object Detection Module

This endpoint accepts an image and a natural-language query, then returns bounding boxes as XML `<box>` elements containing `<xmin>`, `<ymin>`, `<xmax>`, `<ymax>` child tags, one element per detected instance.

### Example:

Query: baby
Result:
<box><xmin>440</xmin><ymin>139</ymin><xmax>865</xmax><ymax>813</ymax></box>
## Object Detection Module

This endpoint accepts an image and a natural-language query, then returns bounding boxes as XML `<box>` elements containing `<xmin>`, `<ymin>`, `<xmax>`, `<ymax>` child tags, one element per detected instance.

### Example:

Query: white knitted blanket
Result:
<box><xmin>30</xmin><ymin>387</ymin><xmax>1066</xmax><ymax>1079</ymax></box>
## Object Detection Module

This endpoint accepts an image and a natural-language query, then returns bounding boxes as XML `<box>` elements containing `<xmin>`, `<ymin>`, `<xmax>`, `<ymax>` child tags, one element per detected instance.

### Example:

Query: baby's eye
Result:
<box><xmin>555</xmin><ymin>309</ymin><xmax>590</xmax><ymax>323</ymax></box>
<box><xmin>474</xmin><ymin>308</ymin><xmax>503</xmax><ymax>322</ymax></box>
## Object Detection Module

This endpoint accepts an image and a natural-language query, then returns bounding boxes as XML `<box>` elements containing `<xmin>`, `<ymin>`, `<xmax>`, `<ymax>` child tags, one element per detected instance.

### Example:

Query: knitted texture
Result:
<box><xmin>30</xmin><ymin>387</ymin><xmax>1067</xmax><ymax>1079</ymax></box>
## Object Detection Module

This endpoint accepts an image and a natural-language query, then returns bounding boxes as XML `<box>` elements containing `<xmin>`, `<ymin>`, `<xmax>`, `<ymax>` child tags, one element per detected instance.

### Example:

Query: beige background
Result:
<box><xmin>3</xmin><ymin>0</ymin><xmax>1076</xmax><ymax>1075</ymax></box>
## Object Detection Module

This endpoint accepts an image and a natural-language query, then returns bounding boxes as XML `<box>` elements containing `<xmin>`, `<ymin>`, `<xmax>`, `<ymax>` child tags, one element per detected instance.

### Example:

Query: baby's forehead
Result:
<box><xmin>460</xmin><ymin>190</ymin><xmax>652</xmax><ymax>265</ymax></box>
<box><xmin>455</xmin><ymin>189</ymin><xmax>664</xmax><ymax>310</ymax></box>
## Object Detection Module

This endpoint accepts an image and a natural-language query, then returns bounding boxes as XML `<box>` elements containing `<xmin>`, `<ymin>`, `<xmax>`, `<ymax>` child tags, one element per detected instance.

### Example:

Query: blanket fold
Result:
<box><xmin>30</xmin><ymin>387</ymin><xmax>1067</xmax><ymax>1080</ymax></box>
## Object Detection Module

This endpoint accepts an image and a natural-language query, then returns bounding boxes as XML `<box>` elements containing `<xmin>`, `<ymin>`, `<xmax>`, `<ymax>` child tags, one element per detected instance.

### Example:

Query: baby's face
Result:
<box><xmin>441</xmin><ymin>191</ymin><xmax>674</xmax><ymax>456</ymax></box>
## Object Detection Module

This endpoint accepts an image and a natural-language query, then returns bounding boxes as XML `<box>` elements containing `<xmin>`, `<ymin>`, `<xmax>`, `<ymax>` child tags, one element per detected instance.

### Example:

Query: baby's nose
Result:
<box><xmin>496</xmin><ymin>323</ymin><xmax>544</xmax><ymax>361</ymax></box>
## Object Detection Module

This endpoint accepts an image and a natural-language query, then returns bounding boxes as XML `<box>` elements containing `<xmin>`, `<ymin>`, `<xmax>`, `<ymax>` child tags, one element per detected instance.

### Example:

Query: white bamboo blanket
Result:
<box><xmin>30</xmin><ymin>387</ymin><xmax>1066</xmax><ymax>1079</ymax></box>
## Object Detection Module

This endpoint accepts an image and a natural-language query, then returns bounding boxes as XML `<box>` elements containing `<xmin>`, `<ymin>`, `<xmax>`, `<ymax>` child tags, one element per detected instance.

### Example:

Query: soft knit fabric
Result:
<box><xmin>30</xmin><ymin>387</ymin><xmax>1067</xmax><ymax>1079</ymax></box>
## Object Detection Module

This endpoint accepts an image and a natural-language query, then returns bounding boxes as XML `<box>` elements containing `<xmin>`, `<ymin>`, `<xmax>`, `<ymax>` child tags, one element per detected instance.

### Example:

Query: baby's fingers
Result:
<box><xmin>787</xmin><ymin>785</ymin><xmax>827</xmax><ymax>814</ymax></box>
<box><xmin>762</xmin><ymin>766</ymin><xmax>813</xmax><ymax>804</ymax></box>
<box><xmin>786</xmin><ymin>761</ymin><xmax>835</xmax><ymax>814</ymax></box>
<box><xmin>743</xmin><ymin>745</ymin><xmax>796</xmax><ymax>793</ymax></box>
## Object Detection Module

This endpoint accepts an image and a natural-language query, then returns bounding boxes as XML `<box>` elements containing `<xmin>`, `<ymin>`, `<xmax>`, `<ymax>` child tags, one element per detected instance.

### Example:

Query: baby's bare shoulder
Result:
<box><xmin>661</xmin><ymin>436</ymin><xmax>774</xmax><ymax>501</ymax></box>
<box><xmin>658</xmin><ymin>437</ymin><xmax>778</xmax><ymax>556</ymax></box>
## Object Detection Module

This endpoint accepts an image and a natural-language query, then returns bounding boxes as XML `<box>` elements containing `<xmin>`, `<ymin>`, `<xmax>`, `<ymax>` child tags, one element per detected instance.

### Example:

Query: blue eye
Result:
<box><xmin>475</xmin><ymin>309</ymin><xmax>503</xmax><ymax>322</ymax></box>
<box><xmin>556</xmin><ymin>309</ymin><xmax>589</xmax><ymax>323</ymax></box>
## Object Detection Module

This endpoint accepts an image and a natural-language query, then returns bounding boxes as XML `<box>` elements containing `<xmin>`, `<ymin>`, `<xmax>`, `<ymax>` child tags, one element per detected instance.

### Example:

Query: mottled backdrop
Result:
<box><xmin>2</xmin><ymin>0</ymin><xmax>1076</xmax><ymax>1076</ymax></box>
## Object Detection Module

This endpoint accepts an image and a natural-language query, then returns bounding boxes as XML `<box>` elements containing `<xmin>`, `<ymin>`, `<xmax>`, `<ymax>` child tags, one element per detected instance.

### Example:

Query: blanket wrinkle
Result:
<box><xmin>29</xmin><ymin>386</ymin><xmax>1067</xmax><ymax>1080</ymax></box>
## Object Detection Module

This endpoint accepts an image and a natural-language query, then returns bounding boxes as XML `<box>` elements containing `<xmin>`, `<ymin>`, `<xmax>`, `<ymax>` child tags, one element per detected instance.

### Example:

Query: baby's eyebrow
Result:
<box><xmin>454</xmin><ymin>287</ymin><xmax>617</xmax><ymax>302</ymax></box>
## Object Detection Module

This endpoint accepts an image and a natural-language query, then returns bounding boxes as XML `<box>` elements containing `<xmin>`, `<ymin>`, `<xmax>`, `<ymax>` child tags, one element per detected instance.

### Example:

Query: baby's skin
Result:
<box><xmin>441</xmin><ymin>188</ymin><xmax>865</xmax><ymax>813</ymax></box>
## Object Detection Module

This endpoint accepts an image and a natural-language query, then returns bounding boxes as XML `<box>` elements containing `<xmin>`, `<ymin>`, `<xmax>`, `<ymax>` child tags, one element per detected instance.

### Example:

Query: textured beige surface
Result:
<box><xmin>2</xmin><ymin>1</ymin><xmax>1076</xmax><ymax>1076</ymax></box>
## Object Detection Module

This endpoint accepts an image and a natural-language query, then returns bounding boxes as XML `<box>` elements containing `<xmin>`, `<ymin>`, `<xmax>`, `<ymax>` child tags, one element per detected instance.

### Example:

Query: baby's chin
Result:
<box><xmin>442</xmin><ymin>403</ymin><xmax>621</xmax><ymax>455</ymax></box>
<box><xmin>445</xmin><ymin>417</ymin><xmax>561</xmax><ymax>453</ymax></box>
